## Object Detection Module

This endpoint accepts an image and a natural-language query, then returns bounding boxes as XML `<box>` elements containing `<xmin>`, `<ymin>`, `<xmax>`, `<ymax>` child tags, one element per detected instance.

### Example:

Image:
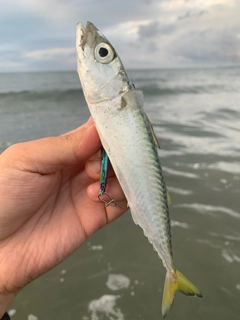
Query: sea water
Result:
<box><xmin>0</xmin><ymin>68</ymin><xmax>240</xmax><ymax>320</ymax></box>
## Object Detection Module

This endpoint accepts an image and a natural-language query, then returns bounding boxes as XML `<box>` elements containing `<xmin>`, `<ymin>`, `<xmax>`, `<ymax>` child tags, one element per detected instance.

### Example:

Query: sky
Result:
<box><xmin>0</xmin><ymin>0</ymin><xmax>240</xmax><ymax>71</ymax></box>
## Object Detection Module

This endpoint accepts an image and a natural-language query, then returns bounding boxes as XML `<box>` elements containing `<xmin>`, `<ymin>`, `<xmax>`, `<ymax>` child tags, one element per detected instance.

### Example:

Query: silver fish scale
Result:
<box><xmin>96</xmin><ymin>94</ymin><xmax>174</xmax><ymax>271</ymax></box>
<box><xmin>132</xmin><ymin>110</ymin><xmax>173</xmax><ymax>270</ymax></box>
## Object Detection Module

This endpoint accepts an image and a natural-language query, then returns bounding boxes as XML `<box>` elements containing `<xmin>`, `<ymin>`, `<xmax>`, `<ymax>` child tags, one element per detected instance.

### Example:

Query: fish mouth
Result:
<box><xmin>76</xmin><ymin>22</ymin><xmax>86</xmax><ymax>49</ymax></box>
<box><xmin>76</xmin><ymin>21</ymin><xmax>99</xmax><ymax>50</ymax></box>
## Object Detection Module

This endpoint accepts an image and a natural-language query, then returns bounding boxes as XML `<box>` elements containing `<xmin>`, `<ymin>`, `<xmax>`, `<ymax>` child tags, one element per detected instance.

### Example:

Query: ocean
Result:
<box><xmin>0</xmin><ymin>68</ymin><xmax>240</xmax><ymax>320</ymax></box>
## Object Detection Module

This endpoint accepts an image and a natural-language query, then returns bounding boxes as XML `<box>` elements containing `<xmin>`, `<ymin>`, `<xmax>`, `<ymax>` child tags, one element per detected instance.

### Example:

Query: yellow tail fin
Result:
<box><xmin>162</xmin><ymin>269</ymin><xmax>202</xmax><ymax>318</ymax></box>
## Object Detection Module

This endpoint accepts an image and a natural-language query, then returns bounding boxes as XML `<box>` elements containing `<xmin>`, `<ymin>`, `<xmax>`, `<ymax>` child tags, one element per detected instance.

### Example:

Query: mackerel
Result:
<box><xmin>76</xmin><ymin>21</ymin><xmax>202</xmax><ymax>318</ymax></box>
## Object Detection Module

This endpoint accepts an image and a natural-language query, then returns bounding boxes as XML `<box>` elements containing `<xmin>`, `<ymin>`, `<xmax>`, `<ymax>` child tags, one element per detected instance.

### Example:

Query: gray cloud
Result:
<box><xmin>75</xmin><ymin>0</ymin><xmax>164</xmax><ymax>28</ymax></box>
<box><xmin>177</xmin><ymin>10</ymin><xmax>207</xmax><ymax>21</ymax></box>
<box><xmin>171</xmin><ymin>27</ymin><xmax>240</xmax><ymax>66</ymax></box>
<box><xmin>138</xmin><ymin>21</ymin><xmax>177</xmax><ymax>39</ymax></box>
<box><xmin>0</xmin><ymin>0</ymin><xmax>240</xmax><ymax>71</ymax></box>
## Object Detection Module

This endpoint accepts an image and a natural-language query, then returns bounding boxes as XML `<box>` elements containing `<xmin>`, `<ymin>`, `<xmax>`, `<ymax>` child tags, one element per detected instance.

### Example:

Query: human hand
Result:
<box><xmin>0</xmin><ymin>118</ymin><xmax>127</xmax><ymax>315</ymax></box>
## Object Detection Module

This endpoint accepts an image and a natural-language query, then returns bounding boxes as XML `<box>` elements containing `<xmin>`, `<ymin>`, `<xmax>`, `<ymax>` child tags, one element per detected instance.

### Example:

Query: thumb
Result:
<box><xmin>1</xmin><ymin>118</ymin><xmax>101</xmax><ymax>175</ymax></box>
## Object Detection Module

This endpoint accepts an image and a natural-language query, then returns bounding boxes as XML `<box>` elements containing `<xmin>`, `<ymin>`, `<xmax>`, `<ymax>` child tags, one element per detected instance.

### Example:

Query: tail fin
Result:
<box><xmin>162</xmin><ymin>269</ymin><xmax>202</xmax><ymax>318</ymax></box>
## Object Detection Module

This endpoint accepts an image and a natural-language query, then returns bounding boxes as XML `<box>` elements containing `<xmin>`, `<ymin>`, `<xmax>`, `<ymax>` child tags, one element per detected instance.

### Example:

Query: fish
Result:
<box><xmin>76</xmin><ymin>21</ymin><xmax>202</xmax><ymax>318</ymax></box>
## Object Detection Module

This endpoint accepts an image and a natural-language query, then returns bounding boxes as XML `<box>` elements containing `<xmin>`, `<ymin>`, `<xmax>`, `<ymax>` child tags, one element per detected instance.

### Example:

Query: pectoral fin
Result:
<box><xmin>121</xmin><ymin>90</ymin><xmax>160</xmax><ymax>149</ymax></box>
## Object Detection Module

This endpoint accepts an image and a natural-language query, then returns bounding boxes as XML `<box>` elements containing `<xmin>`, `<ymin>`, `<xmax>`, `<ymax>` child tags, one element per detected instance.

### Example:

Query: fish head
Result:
<box><xmin>76</xmin><ymin>21</ymin><xmax>131</xmax><ymax>104</ymax></box>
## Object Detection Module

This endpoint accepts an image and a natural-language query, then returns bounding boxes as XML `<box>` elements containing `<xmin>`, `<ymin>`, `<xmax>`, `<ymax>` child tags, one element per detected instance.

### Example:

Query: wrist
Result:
<box><xmin>0</xmin><ymin>292</ymin><xmax>16</xmax><ymax>318</ymax></box>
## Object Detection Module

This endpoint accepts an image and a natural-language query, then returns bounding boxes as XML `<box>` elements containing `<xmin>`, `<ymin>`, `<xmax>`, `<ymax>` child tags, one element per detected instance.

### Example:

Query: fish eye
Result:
<box><xmin>94</xmin><ymin>43</ymin><xmax>114</xmax><ymax>64</ymax></box>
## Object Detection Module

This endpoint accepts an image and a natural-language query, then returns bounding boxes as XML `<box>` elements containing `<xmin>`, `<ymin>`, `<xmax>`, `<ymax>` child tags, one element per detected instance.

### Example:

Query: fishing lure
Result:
<box><xmin>98</xmin><ymin>148</ymin><xmax>117</xmax><ymax>207</ymax></box>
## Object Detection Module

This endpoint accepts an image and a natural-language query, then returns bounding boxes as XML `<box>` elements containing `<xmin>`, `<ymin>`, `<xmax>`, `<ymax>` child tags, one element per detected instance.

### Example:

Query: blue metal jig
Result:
<box><xmin>98</xmin><ymin>148</ymin><xmax>117</xmax><ymax>207</ymax></box>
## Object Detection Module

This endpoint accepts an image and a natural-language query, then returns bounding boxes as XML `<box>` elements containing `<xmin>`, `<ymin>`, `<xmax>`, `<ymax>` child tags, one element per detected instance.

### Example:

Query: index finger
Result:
<box><xmin>1</xmin><ymin>119</ymin><xmax>101</xmax><ymax>175</ymax></box>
